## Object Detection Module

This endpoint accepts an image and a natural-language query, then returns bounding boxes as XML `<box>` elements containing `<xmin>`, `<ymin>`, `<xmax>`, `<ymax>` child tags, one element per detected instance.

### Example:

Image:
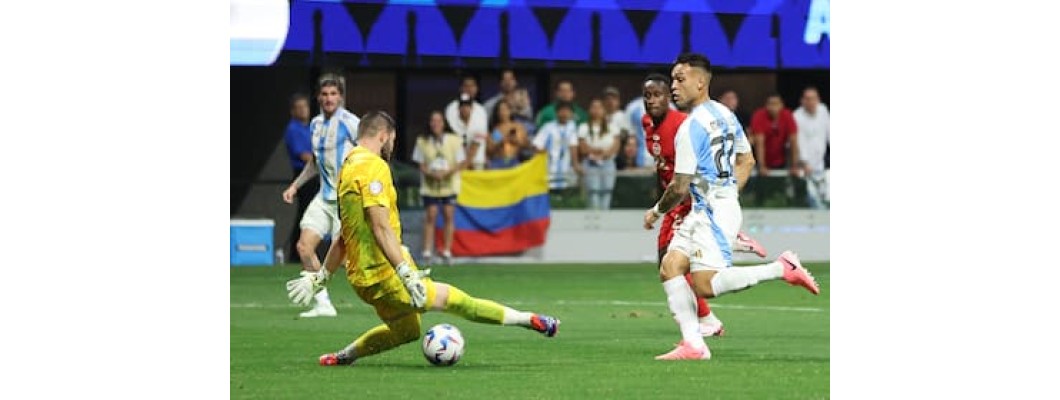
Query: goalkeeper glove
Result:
<box><xmin>286</xmin><ymin>268</ymin><xmax>329</xmax><ymax>307</ymax></box>
<box><xmin>394</xmin><ymin>261</ymin><xmax>430</xmax><ymax>309</ymax></box>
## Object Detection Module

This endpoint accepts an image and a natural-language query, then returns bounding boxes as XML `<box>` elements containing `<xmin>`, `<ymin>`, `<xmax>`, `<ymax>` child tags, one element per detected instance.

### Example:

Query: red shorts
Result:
<box><xmin>657</xmin><ymin>201</ymin><xmax>693</xmax><ymax>251</ymax></box>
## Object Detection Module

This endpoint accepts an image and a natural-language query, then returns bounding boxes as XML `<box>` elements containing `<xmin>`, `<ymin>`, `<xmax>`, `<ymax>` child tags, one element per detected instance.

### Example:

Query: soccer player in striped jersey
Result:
<box><xmin>644</xmin><ymin>53</ymin><xmax>819</xmax><ymax>360</ymax></box>
<box><xmin>281</xmin><ymin>73</ymin><xmax>359</xmax><ymax>318</ymax></box>
<box><xmin>284</xmin><ymin>111</ymin><xmax>559</xmax><ymax>366</ymax></box>
<box><xmin>641</xmin><ymin>73</ymin><xmax>768</xmax><ymax>338</ymax></box>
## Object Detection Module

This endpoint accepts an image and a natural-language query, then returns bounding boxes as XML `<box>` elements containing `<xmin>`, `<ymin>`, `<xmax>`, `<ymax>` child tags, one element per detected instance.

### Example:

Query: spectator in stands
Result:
<box><xmin>535</xmin><ymin>79</ymin><xmax>588</xmax><ymax>128</ymax></box>
<box><xmin>483</xmin><ymin>69</ymin><xmax>521</xmax><ymax>118</ymax></box>
<box><xmin>282</xmin><ymin>92</ymin><xmax>317</xmax><ymax>263</ymax></box>
<box><xmin>448</xmin><ymin>93</ymin><xmax>488</xmax><ymax>170</ymax></box>
<box><xmin>506</xmin><ymin>87</ymin><xmax>536</xmax><ymax>137</ymax></box>
<box><xmin>486</xmin><ymin>99</ymin><xmax>532</xmax><ymax>169</ymax></box>
<box><xmin>751</xmin><ymin>94</ymin><xmax>800</xmax><ymax>178</ymax></box>
<box><xmin>717</xmin><ymin>88</ymin><xmax>751</xmax><ymax>126</ymax></box>
<box><xmin>578</xmin><ymin>98</ymin><xmax>622</xmax><ymax>210</ymax></box>
<box><xmin>412</xmin><ymin>110</ymin><xmax>465</xmax><ymax>266</ymax></box>
<box><xmin>533</xmin><ymin>101</ymin><xmax>582</xmax><ymax>201</ymax></box>
<box><xmin>793</xmin><ymin>87</ymin><xmax>830</xmax><ymax>209</ymax></box>
<box><xmin>623</xmin><ymin>94</ymin><xmax>654</xmax><ymax>169</ymax></box>
<box><xmin>615</xmin><ymin>135</ymin><xmax>641</xmax><ymax>171</ymax></box>
<box><xmin>603</xmin><ymin>86</ymin><xmax>633</xmax><ymax>140</ymax></box>
<box><xmin>445</xmin><ymin>75</ymin><xmax>489</xmax><ymax>169</ymax></box>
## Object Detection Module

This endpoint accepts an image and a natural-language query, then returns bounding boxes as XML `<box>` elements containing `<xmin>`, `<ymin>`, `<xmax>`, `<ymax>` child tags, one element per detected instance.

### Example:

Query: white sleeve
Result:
<box><xmin>567</xmin><ymin>125</ymin><xmax>579</xmax><ymax>146</ymax></box>
<box><xmin>733</xmin><ymin>123</ymin><xmax>751</xmax><ymax>154</ymax></box>
<box><xmin>673</xmin><ymin>122</ymin><xmax>696</xmax><ymax>175</ymax></box>
<box><xmin>472</xmin><ymin>104</ymin><xmax>489</xmax><ymax>134</ymax></box>
<box><xmin>612</xmin><ymin>111</ymin><xmax>631</xmax><ymax>135</ymax></box>
<box><xmin>444</xmin><ymin>102</ymin><xmax>460</xmax><ymax>133</ymax></box>
<box><xmin>411</xmin><ymin>141</ymin><xmax>424</xmax><ymax>164</ymax></box>
<box><xmin>577</xmin><ymin>123</ymin><xmax>588</xmax><ymax>140</ymax></box>
<box><xmin>532</xmin><ymin>125</ymin><xmax>549</xmax><ymax>150</ymax></box>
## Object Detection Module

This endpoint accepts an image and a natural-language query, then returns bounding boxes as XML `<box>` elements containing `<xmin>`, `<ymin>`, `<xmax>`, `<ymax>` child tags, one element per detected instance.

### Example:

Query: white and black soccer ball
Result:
<box><xmin>422</xmin><ymin>324</ymin><xmax>465</xmax><ymax>366</ymax></box>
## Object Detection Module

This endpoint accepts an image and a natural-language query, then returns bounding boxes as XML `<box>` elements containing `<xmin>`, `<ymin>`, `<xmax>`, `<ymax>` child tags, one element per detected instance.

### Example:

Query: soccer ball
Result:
<box><xmin>422</xmin><ymin>324</ymin><xmax>465</xmax><ymax>366</ymax></box>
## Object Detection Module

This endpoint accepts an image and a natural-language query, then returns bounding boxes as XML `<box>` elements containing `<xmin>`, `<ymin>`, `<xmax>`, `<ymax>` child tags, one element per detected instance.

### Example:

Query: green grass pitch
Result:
<box><xmin>231</xmin><ymin>262</ymin><xmax>829</xmax><ymax>399</ymax></box>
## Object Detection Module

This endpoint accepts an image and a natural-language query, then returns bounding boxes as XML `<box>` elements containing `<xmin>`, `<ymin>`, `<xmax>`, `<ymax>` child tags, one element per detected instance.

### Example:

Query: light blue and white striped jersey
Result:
<box><xmin>532</xmin><ymin>119</ymin><xmax>579</xmax><ymax>189</ymax></box>
<box><xmin>673</xmin><ymin>100</ymin><xmax>751</xmax><ymax>211</ymax></box>
<box><xmin>309</xmin><ymin>108</ymin><xmax>359</xmax><ymax>201</ymax></box>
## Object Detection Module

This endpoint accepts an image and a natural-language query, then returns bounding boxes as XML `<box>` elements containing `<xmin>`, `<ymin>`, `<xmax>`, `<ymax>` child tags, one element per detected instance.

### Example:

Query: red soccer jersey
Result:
<box><xmin>750</xmin><ymin>108</ymin><xmax>798</xmax><ymax>169</ymax></box>
<box><xmin>643</xmin><ymin>110</ymin><xmax>693</xmax><ymax>251</ymax></box>
<box><xmin>643</xmin><ymin>110</ymin><xmax>687</xmax><ymax>188</ymax></box>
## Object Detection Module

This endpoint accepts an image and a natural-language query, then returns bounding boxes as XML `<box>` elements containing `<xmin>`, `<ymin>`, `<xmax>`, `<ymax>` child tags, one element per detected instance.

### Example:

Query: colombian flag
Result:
<box><xmin>435</xmin><ymin>154</ymin><xmax>550</xmax><ymax>256</ymax></box>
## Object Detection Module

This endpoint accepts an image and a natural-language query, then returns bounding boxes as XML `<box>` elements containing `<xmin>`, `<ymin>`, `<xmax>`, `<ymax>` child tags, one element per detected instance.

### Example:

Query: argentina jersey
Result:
<box><xmin>310</xmin><ymin>108</ymin><xmax>360</xmax><ymax>201</ymax></box>
<box><xmin>672</xmin><ymin>100</ymin><xmax>749</xmax><ymax>210</ymax></box>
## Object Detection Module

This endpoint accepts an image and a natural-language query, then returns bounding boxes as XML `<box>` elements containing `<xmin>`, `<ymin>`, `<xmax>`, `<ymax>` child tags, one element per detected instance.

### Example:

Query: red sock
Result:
<box><xmin>684</xmin><ymin>273</ymin><xmax>711</xmax><ymax>318</ymax></box>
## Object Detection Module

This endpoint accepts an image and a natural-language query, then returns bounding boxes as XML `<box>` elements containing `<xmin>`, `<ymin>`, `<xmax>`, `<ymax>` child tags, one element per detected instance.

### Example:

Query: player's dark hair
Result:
<box><xmin>289</xmin><ymin>92</ymin><xmax>309</xmax><ymax>107</ymax></box>
<box><xmin>644</xmin><ymin>72</ymin><xmax>670</xmax><ymax>88</ymax></box>
<box><xmin>358</xmin><ymin>110</ymin><xmax>396</xmax><ymax>139</ymax></box>
<box><xmin>318</xmin><ymin>73</ymin><xmax>346</xmax><ymax>95</ymax></box>
<box><xmin>672</xmin><ymin>52</ymin><xmax>712</xmax><ymax>74</ymax></box>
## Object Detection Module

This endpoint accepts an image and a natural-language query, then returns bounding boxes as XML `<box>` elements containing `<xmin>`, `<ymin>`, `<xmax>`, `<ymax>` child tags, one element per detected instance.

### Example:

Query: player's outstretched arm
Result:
<box><xmin>367</xmin><ymin>205</ymin><xmax>428</xmax><ymax>307</ymax></box>
<box><xmin>283</xmin><ymin>157</ymin><xmax>319</xmax><ymax>203</ymax></box>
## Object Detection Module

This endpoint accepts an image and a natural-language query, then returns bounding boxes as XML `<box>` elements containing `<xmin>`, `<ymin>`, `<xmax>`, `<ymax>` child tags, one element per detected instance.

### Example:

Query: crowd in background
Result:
<box><xmin>284</xmin><ymin>69</ymin><xmax>831</xmax><ymax>216</ymax></box>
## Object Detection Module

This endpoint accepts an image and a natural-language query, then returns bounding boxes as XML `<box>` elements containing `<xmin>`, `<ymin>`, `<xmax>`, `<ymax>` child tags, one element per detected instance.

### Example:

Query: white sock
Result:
<box><xmin>663</xmin><ymin>277</ymin><xmax>707</xmax><ymax>349</ymax></box>
<box><xmin>502</xmin><ymin>307</ymin><xmax>534</xmax><ymax>326</ymax></box>
<box><xmin>314</xmin><ymin>288</ymin><xmax>332</xmax><ymax>306</ymax></box>
<box><xmin>709</xmin><ymin>262</ymin><xmax>783</xmax><ymax>296</ymax></box>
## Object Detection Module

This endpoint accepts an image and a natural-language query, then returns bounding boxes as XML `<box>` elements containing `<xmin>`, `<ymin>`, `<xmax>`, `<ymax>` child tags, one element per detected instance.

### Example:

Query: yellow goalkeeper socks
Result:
<box><xmin>443</xmin><ymin>285</ymin><xmax>507</xmax><ymax>325</ymax></box>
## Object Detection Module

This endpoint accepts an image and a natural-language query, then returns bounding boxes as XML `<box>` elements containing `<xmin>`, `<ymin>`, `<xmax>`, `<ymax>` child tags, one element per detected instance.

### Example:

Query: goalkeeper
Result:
<box><xmin>287</xmin><ymin>111</ymin><xmax>560</xmax><ymax>366</ymax></box>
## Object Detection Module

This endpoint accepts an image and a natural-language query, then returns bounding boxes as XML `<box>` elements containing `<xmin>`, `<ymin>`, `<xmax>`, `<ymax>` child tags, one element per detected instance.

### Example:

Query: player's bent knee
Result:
<box><xmin>659</xmin><ymin>252</ymin><xmax>687</xmax><ymax>280</ymax></box>
<box><xmin>391</xmin><ymin>315</ymin><xmax>422</xmax><ymax>344</ymax></box>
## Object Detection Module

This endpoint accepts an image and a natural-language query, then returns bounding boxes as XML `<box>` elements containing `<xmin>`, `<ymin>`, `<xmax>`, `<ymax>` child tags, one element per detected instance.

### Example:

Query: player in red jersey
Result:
<box><xmin>641</xmin><ymin>73</ymin><xmax>767</xmax><ymax>336</ymax></box>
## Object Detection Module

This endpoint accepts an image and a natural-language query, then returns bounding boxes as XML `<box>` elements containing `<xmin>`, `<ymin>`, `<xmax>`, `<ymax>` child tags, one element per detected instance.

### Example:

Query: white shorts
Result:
<box><xmin>300</xmin><ymin>196</ymin><xmax>340</xmax><ymax>240</ymax></box>
<box><xmin>667</xmin><ymin>188</ymin><xmax>743</xmax><ymax>272</ymax></box>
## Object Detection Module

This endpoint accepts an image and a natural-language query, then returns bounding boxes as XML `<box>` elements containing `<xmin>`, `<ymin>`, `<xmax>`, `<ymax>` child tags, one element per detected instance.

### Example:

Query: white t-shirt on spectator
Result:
<box><xmin>445</xmin><ymin>100</ymin><xmax>489</xmax><ymax>167</ymax></box>
<box><xmin>577</xmin><ymin>121</ymin><xmax>618</xmax><ymax>160</ymax></box>
<box><xmin>793</xmin><ymin>104</ymin><xmax>830</xmax><ymax>172</ymax></box>
<box><xmin>533</xmin><ymin>119</ymin><xmax>579</xmax><ymax>189</ymax></box>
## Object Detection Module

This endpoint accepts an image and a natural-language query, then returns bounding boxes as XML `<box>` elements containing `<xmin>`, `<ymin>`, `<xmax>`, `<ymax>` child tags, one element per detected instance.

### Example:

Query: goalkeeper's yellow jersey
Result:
<box><xmin>337</xmin><ymin>146</ymin><xmax>401</xmax><ymax>287</ymax></box>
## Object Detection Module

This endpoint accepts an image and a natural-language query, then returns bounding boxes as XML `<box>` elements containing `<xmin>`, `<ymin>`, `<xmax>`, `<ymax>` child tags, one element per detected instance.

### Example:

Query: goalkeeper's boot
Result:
<box><xmin>779</xmin><ymin>251</ymin><xmax>820</xmax><ymax>295</ymax></box>
<box><xmin>529</xmin><ymin>314</ymin><xmax>560</xmax><ymax>337</ymax></box>
<box><xmin>736</xmin><ymin>232</ymin><xmax>767</xmax><ymax>258</ymax></box>
<box><xmin>441</xmin><ymin>250</ymin><xmax>453</xmax><ymax>266</ymax></box>
<box><xmin>319</xmin><ymin>352</ymin><xmax>354</xmax><ymax>366</ymax></box>
<box><xmin>654</xmin><ymin>340</ymin><xmax>711</xmax><ymax>361</ymax></box>
<box><xmin>299</xmin><ymin>302</ymin><xmax>338</xmax><ymax>318</ymax></box>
